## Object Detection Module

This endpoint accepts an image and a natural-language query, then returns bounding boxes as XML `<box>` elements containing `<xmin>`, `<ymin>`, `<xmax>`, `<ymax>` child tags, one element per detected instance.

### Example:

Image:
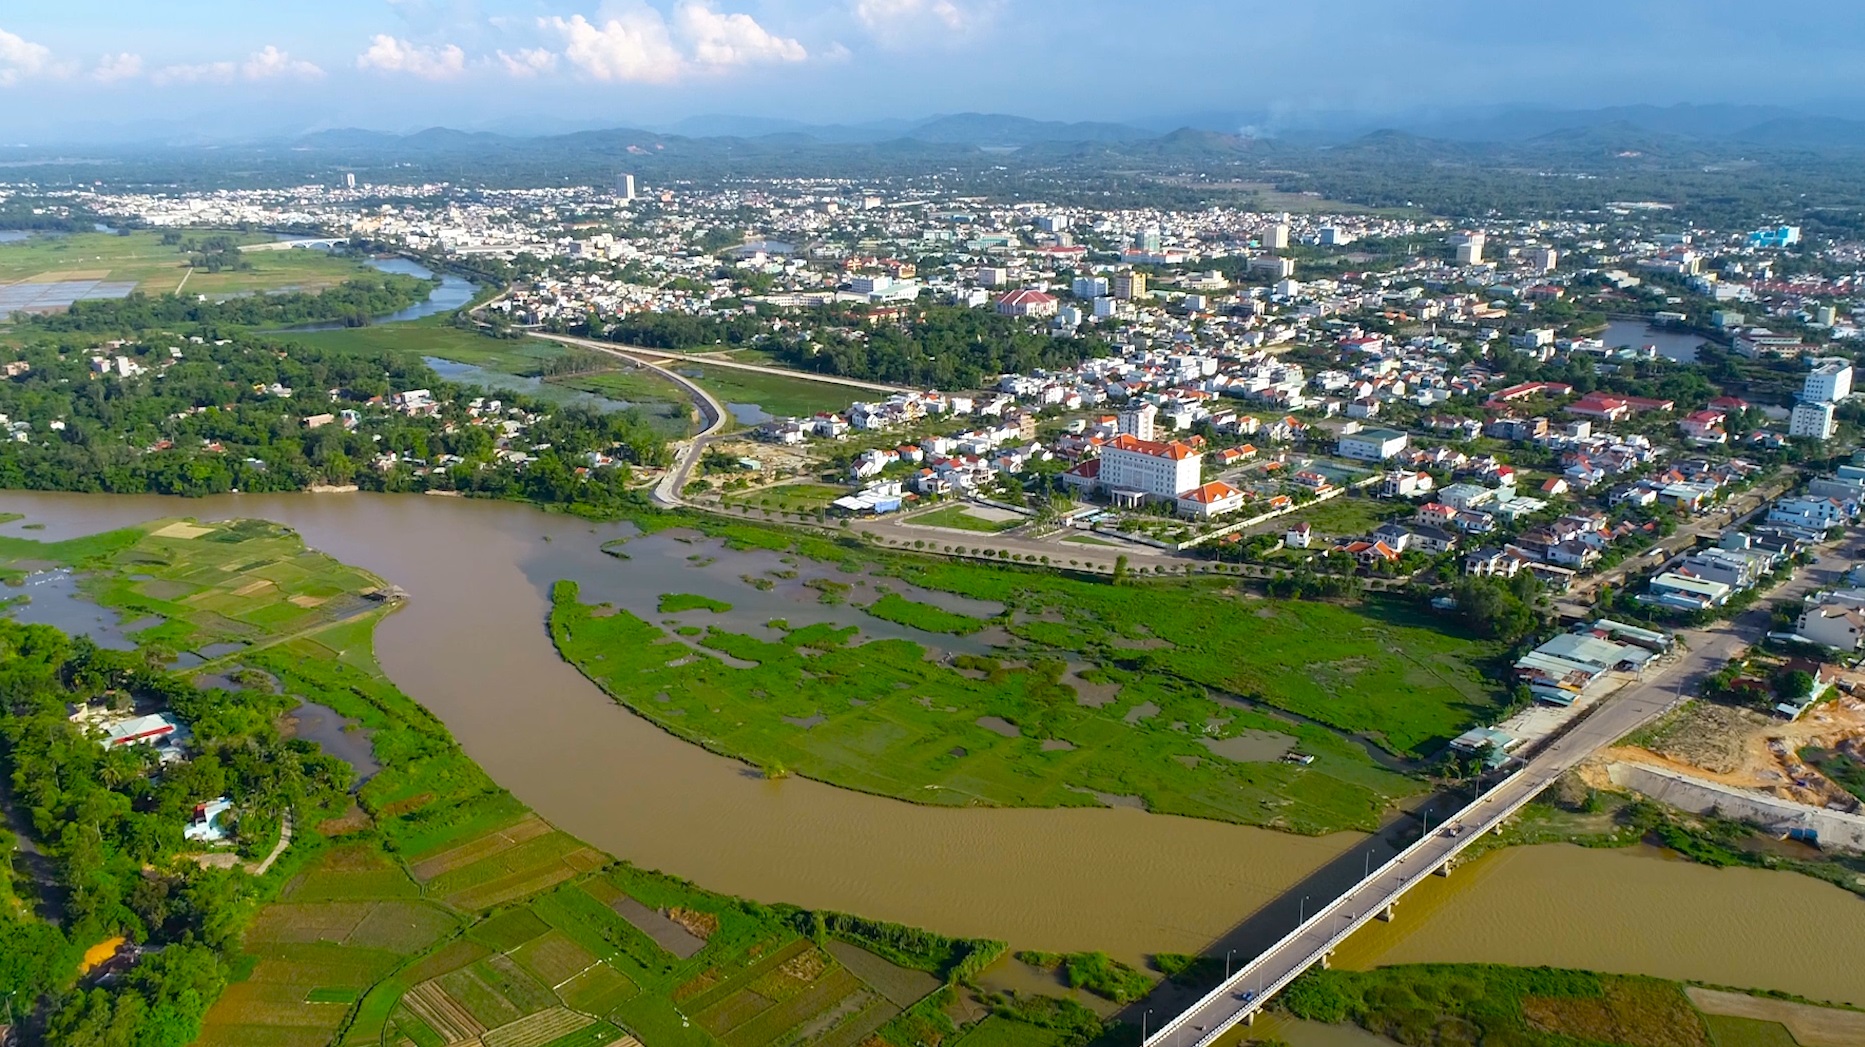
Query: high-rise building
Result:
<box><xmin>1790</xmin><ymin>400</ymin><xmax>1837</xmax><ymax>440</ymax></box>
<box><xmin>1451</xmin><ymin>231</ymin><xmax>1486</xmax><ymax>266</ymax></box>
<box><xmin>1527</xmin><ymin>246</ymin><xmax>1558</xmax><ymax>272</ymax></box>
<box><xmin>1112</xmin><ymin>271</ymin><xmax>1147</xmax><ymax>300</ymax></box>
<box><xmin>343</xmin><ymin>172</ymin><xmax>356</xmax><ymax>190</ymax></box>
<box><xmin>1071</xmin><ymin>275</ymin><xmax>1109</xmax><ymax>299</ymax></box>
<box><xmin>1136</xmin><ymin>226</ymin><xmax>1162</xmax><ymax>252</ymax></box>
<box><xmin>1262</xmin><ymin>223</ymin><xmax>1290</xmax><ymax>251</ymax></box>
<box><xmin>615</xmin><ymin>173</ymin><xmax>637</xmax><ymax>201</ymax></box>
<box><xmin>1117</xmin><ymin>402</ymin><xmax>1158</xmax><ymax>441</ymax></box>
<box><xmin>1804</xmin><ymin>358</ymin><xmax>1854</xmax><ymax>403</ymax></box>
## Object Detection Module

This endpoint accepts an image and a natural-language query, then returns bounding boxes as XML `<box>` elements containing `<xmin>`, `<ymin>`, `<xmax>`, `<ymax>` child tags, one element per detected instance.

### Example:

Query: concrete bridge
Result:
<box><xmin>1144</xmin><ymin>654</ymin><xmax>1703</xmax><ymax>1046</ymax></box>
<box><xmin>239</xmin><ymin>237</ymin><xmax>348</xmax><ymax>252</ymax></box>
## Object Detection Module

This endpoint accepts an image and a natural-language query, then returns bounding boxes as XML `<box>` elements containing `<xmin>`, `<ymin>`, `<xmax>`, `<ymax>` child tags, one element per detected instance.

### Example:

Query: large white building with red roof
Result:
<box><xmin>996</xmin><ymin>288</ymin><xmax>1058</xmax><ymax>318</ymax></box>
<box><xmin>1062</xmin><ymin>432</ymin><xmax>1206</xmax><ymax>509</ymax></box>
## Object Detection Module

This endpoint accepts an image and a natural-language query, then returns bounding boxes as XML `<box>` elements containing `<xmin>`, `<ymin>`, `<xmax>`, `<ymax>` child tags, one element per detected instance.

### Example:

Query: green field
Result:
<box><xmin>862</xmin><ymin>592</ymin><xmax>993</xmax><ymax>635</ymax></box>
<box><xmin>550</xmin><ymin>577</ymin><xmax>1425</xmax><ymax>833</ymax></box>
<box><xmin>0</xmin><ymin>229</ymin><xmax>378</xmax><ymax>298</ymax></box>
<box><xmin>1276</xmin><ymin>964</ymin><xmax>1862</xmax><ymax>1047</ymax></box>
<box><xmin>1250</xmin><ymin>493</ymin><xmax>1407</xmax><ymax>539</ymax></box>
<box><xmin>285</xmin><ymin>315</ymin><xmax>567</xmax><ymax>371</ymax></box>
<box><xmin>0</xmin><ymin>516</ymin><xmax>390</xmax><ymax>666</ymax></box>
<box><xmin>723</xmin><ymin>483</ymin><xmax>849</xmax><ymax>513</ymax></box>
<box><xmin>673</xmin><ymin>364</ymin><xmax>858</xmax><ymax>421</ymax></box>
<box><xmin>913</xmin><ymin>504</ymin><xmax>1021</xmax><ymax>533</ymax></box>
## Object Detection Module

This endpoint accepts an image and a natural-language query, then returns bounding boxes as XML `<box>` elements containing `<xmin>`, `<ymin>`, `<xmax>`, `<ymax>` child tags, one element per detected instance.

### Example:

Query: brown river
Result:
<box><xmin>4</xmin><ymin>491</ymin><xmax>1863</xmax><ymax>1012</ymax></box>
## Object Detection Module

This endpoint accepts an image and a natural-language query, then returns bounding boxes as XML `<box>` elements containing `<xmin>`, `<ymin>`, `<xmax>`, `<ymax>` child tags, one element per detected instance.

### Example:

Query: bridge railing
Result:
<box><xmin>1147</xmin><ymin>768</ymin><xmax>1530</xmax><ymax>1047</ymax></box>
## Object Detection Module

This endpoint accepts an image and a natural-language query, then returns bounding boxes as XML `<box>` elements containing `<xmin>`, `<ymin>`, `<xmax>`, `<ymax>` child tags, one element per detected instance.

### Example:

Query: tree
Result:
<box><xmin>1111</xmin><ymin>554</ymin><xmax>1129</xmax><ymax>585</ymax></box>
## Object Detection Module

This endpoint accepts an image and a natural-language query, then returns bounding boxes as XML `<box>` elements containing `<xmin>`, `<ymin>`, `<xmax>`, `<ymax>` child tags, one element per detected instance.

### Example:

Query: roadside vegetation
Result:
<box><xmin>1283</xmin><ymin>965</ymin><xmax>1714</xmax><ymax>1047</ymax></box>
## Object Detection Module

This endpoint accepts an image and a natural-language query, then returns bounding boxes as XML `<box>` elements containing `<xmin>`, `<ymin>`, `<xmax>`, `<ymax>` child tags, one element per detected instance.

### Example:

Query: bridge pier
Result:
<box><xmin>1377</xmin><ymin>902</ymin><xmax>1395</xmax><ymax>922</ymax></box>
<box><xmin>1434</xmin><ymin>858</ymin><xmax>1455</xmax><ymax>877</ymax></box>
<box><xmin>1242</xmin><ymin>1012</ymin><xmax>1254</xmax><ymax>1027</ymax></box>
<box><xmin>1319</xmin><ymin>951</ymin><xmax>1332</xmax><ymax>970</ymax></box>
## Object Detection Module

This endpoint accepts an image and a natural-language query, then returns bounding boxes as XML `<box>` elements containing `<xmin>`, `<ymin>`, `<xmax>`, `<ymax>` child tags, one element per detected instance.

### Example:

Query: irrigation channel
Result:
<box><xmin>3</xmin><ymin>493</ymin><xmax>1865</xmax><ymax>1019</ymax></box>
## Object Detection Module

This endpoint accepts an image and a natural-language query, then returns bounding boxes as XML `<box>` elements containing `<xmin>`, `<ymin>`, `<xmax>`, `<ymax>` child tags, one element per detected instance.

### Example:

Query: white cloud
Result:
<box><xmin>153</xmin><ymin>46</ymin><xmax>322</xmax><ymax>86</ymax></box>
<box><xmin>851</xmin><ymin>0</ymin><xmax>991</xmax><ymax>45</ymax></box>
<box><xmin>496</xmin><ymin>47</ymin><xmax>559</xmax><ymax>78</ymax></box>
<box><xmin>541</xmin><ymin>4</ymin><xmax>808</xmax><ymax>82</ymax></box>
<box><xmin>152</xmin><ymin>61</ymin><xmax>237</xmax><ymax>86</ymax></box>
<box><xmin>243</xmin><ymin>45</ymin><xmax>325</xmax><ymax>80</ymax></box>
<box><xmin>541</xmin><ymin>11</ymin><xmax>684</xmax><ymax>83</ymax></box>
<box><xmin>357</xmin><ymin>34</ymin><xmax>467</xmax><ymax>79</ymax></box>
<box><xmin>675</xmin><ymin>3</ymin><xmax>806</xmax><ymax>68</ymax></box>
<box><xmin>0</xmin><ymin>26</ymin><xmax>55</xmax><ymax>86</ymax></box>
<box><xmin>93</xmin><ymin>52</ymin><xmax>143</xmax><ymax>83</ymax></box>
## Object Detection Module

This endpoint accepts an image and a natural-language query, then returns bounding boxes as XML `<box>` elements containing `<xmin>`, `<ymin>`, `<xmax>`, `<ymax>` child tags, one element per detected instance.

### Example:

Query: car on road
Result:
<box><xmin>1442</xmin><ymin>826</ymin><xmax>1463</xmax><ymax>837</ymax></box>
<box><xmin>1236</xmin><ymin>990</ymin><xmax>1256</xmax><ymax>1003</ymax></box>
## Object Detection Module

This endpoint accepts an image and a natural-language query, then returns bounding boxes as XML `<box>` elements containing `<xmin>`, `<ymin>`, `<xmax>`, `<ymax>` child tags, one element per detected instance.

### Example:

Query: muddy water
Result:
<box><xmin>0</xmin><ymin>491</ymin><xmax>1349</xmax><ymax>961</ymax></box>
<box><xmin>1330</xmin><ymin>843</ymin><xmax>1865</xmax><ymax>1008</ymax></box>
<box><xmin>6</xmin><ymin>490</ymin><xmax>1865</xmax><ymax>999</ymax></box>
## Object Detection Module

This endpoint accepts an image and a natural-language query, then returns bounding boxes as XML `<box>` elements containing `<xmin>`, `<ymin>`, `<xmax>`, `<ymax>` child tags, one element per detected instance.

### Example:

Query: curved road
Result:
<box><xmin>528</xmin><ymin>333</ymin><xmax>729</xmax><ymax>506</ymax></box>
<box><xmin>532</xmin><ymin>332</ymin><xmax>913</xmax><ymax>395</ymax></box>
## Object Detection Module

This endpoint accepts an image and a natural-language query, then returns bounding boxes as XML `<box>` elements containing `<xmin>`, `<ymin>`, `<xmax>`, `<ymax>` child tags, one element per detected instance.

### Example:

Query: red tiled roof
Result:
<box><xmin>1105</xmin><ymin>432</ymin><xmax>1197</xmax><ymax>460</ymax></box>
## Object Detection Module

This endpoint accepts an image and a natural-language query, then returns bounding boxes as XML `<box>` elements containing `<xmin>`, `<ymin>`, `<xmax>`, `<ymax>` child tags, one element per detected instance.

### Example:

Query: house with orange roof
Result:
<box><xmin>1176</xmin><ymin>481</ymin><xmax>1246</xmax><ymax>519</ymax></box>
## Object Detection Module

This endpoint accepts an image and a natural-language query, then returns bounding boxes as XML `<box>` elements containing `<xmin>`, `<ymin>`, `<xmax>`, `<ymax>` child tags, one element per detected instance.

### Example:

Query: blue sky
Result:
<box><xmin>3</xmin><ymin>0</ymin><xmax>1864</xmax><ymax>140</ymax></box>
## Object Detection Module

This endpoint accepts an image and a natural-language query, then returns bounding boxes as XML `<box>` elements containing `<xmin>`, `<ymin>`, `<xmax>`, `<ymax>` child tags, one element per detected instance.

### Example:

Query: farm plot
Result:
<box><xmin>513</xmin><ymin>930</ymin><xmax>601</xmax><ymax>986</ymax></box>
<box><xmin>482</xmin><ymin>1006</ymin><xmax>596</xmax><ymax>1047</ymax></box>
<box><xmin>411</xmin><ymin>813</ymin><xmax>555</xmax><ymax>881</ymax></box>
<box><xmin>426</xmin><ymin>830</ymin><xmax>609</xmax><ymax>911</ymax></box>
<box><xmin>198</xmin><ymin>942</ymin><xmax>403</xmax><ymax>1047</ymax></box>
<box><xmin>558</xmin><ymin>963</ymin><xmax>640</xmax><ymax>1015</ymax></box>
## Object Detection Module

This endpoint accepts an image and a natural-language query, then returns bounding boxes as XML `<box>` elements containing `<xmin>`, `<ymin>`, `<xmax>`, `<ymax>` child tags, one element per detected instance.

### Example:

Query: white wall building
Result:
<box><xmin>1098</xmin><ymin>434</ymin><xmax>1202</xmax><ymax>499</ymax></box>
<box><xmin>1804</xmin><ymin>358</ymin><xmax>1854</xmax><ymax>404</ymax></box>
<box><xmin>1791</xmin><ymin>400</ymin><xmax>1838</xmax><ymax>440</ymax></box>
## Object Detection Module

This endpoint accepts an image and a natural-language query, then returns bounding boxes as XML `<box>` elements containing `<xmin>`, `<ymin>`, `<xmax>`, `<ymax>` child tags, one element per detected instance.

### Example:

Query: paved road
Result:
<box><xmin>532</xmin><ymin>332</ymin><xmax>913</xmax><ymax>395</ymax></box>
<box><xmin>1148</xmin><ymin>533</ymin><xmax>1856</xmax><ymax>1047</ymax></box>
<box><xmin>528</xmin><ymin>333</ymin><xmax>728</xmax><ymax>507</ymax></box>
<box><xmin>1556</xmin><ymin>478</ymin><xmax>1794</xmax><ymax>618</ymax></box>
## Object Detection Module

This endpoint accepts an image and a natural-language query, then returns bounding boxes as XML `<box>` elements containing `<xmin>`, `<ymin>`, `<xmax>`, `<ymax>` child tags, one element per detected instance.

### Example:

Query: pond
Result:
<box><xmin>1601</xmin><ymin>319</ymin><xmax>1709</xmax><ymax>364</ymax></box>
<box><xmin>424</xmin><ymin>358</ymin><xmax>642</xmax><ymax>414</ymax></box>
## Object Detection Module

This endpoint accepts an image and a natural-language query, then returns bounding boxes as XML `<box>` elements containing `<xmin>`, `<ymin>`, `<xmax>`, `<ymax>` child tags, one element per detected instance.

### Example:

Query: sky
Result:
<box><xmin>3</xmin><ymin>0</ymin><xmax>1865</xmax><ymax>141</ymax></box>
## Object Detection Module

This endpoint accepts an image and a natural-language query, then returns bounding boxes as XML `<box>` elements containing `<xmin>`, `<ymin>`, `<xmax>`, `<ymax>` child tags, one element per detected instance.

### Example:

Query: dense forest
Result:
<box><xmin>24</xmin><ymin>274</ymin><xmax>438</xmax><ymax>333</ymax></box>
<box><xmin>0</xmin><ymin>618</ymin><xmax>352</xmax><ymax>1045</ymax></box>
<box><xmin>0</xmin><ymin>333</ymin><xmax>669</xmax><ymax>511</ymax></box>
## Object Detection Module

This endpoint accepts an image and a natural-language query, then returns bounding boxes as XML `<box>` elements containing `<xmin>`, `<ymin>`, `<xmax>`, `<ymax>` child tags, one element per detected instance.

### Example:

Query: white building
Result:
<box><xmin>1527</xmin><ymin>246</ymin><xmax>1559</xmax><ymax>272</ymax></box>
<box><xmin>1338</xmin><ymin>428</ymin><xmax>1409</xmax><ymax>461</ymax></box>
<box><xmin>1117</xmin><ymin>402</ymin><xmax>1158</xmax><ymax>441</ymax></box>
<box><xmin>1451</xmin><ymin>230</ymin><xmax>1486</xmax><ymax>266</ymax></box>
<box><xmin>1097</xmin><ymin>433</ymin><xmax>1202</xmax><ymax>499</ymax></box>
<box><xmin>1177</xmin><ymin>481</ymin><xmax>1247</xmax><ymax>518</ymax></box>
<box><xmin>1797</xmin><ymin>603</ymin><xmax>1865</xmax><ymax>650</ymax></box>
<box><xmin>1072</xmin><ymin>276</ymin><xmax>1109</xmax><ymax>299</ymax></box>
<box><xmin>1790</xmin><ymin>400</ymin><xmax>1837</xmax><ymax>441</ymax></box>
<box><xmin>1262</xmin><ymin>223</ymin><xmax>1290</xmax><ymax>250</ymax></box>
<box><xmin>1804</xmin><ymin>358</ymin><xmax>1854</xmax><ymax>404</ymax></box>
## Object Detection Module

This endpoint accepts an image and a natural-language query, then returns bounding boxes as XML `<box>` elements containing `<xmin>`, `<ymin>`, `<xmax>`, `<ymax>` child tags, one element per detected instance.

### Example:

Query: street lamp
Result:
<box><xmin>1299</xmin><ymin>894</ymin><xmax>1310</xmax><ymax>923</ymax></box>
<box><xmin>1142</xmin><ymin>1008</ymin><xmax>1154</xmax><ymax>1044</ymax></box>
<box><xmin>1225</xmin><ymin>948</ymin><xmax>1235</xmax><ymax>980</ymax></box>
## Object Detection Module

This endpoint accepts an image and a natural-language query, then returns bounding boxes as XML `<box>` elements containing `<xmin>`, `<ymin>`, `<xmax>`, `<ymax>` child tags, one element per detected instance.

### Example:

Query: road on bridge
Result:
<box><xmin>1147</xmin><ymin>535</ymin><xmax>1857</xmax><ymax>1047</ymax></box>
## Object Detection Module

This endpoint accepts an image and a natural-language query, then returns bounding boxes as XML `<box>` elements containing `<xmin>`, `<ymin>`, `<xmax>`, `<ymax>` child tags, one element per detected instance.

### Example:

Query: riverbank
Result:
<box><xmin>0</xmin><ymin>516</ymin><xmax>1062</xmax><ymax>1047</ymax></box>
<box><xmin>4</xmin><ymin>492</ymin><xmax>1865</xmax><ymax>1014</ymax></box>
